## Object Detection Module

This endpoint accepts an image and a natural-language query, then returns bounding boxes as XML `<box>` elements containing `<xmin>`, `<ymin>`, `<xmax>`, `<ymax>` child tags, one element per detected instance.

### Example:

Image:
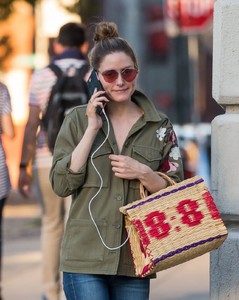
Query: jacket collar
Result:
<box><xmin>132</xmin><ymin>90</ymin><xmax>164</xmax><ymax>122</ymax></box>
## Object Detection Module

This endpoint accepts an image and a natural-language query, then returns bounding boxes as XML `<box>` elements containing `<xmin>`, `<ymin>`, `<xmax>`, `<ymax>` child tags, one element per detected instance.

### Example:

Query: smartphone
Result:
<box><xmin>87</xmin><ymin>69</ymin><xmax>107</xmax><ymax>114</ymax></box>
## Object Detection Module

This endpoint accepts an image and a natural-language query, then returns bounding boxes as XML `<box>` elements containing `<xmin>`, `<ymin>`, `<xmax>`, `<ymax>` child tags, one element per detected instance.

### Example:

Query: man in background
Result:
<box><xmin>18</xmin><ymin>22</ymin><xmax>89</xmax><ymax>300</ymax></box>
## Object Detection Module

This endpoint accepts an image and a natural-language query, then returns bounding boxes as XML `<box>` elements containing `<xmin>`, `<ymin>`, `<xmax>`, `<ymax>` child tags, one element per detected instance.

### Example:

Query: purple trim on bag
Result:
<box><xmin>128</xmin><ymin>178</ymin><xmax>204</xmax><ymax>211</ymax></box>
<box><xmin>153</xmin><ymin>234</ymin><xmax>226</xmax><ymax>265</ymax></box>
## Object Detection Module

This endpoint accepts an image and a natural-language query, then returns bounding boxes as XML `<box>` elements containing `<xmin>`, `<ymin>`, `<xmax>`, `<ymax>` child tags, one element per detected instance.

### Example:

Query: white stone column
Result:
<box><xmin>211</xmin><ymin>0</ymin><xmax>239</xmax><ymax>298</ymax></box>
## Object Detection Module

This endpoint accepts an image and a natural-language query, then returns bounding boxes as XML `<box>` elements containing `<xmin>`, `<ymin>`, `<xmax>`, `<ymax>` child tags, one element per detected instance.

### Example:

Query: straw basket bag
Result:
<box><xmin>119</xmin><ymin>173</ymin><xmax>228</xmax><ymax>277</ymax></box>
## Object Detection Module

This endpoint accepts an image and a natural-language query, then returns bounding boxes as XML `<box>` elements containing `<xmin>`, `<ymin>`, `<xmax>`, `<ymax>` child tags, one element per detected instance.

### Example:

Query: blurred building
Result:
<box><xmin>100</xmin><ymin>0</ymin><xmax>224</xmax><ymax>125</ymax></box>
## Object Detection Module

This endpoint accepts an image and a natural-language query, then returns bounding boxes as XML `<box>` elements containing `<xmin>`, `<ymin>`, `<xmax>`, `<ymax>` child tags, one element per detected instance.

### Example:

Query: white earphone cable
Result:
<box><xmin>89</xmin><ymin>108</ymin><xmax>131</xmax><ymax>251</ymax></box>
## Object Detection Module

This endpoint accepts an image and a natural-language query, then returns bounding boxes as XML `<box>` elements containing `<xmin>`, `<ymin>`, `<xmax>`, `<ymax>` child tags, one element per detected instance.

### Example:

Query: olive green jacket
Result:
<box><xmin>50</xmin><ymin>90</ymin><xmax>184</xmax><ymax>277</ymax></box>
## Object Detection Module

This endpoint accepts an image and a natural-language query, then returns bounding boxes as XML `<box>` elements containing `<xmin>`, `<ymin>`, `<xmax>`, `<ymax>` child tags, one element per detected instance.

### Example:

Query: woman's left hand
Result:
<box><xmin>109</xmin><ymin>154</ymin><xmax>148</xmax><ymax>180</ymax></box>
<box><xmin>109</xmin><ymin>154</ymin><xmax>167</xmax><ymax>193</ymax></box>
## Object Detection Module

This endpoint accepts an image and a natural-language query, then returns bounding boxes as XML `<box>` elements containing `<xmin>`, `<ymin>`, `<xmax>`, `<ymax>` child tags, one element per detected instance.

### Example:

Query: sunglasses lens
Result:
<box><xmin>101</xmin><ymin>68</ymin><xmax>138</xmax><ymax>83</ymax></box>
<box><xmin>122</xmin><ymin>68</ymin><xmax>138</xmax><ymax>82</ymax></box>
<box><xmin>102</xmin><ymin>70</ymin><xmax>118</xmax><ymax>83</ymax></box>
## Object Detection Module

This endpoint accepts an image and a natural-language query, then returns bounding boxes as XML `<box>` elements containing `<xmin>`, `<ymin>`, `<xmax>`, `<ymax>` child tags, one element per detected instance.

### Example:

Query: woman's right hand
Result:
<box><xmin>86</xmin><ymin>89</ymin><xmax>109</xmax><ymax>130</ymax></box>
<box><xmin>69</xmin><ymin>89</ymin><xmax>109</xmax><ymax>173</ymax></box>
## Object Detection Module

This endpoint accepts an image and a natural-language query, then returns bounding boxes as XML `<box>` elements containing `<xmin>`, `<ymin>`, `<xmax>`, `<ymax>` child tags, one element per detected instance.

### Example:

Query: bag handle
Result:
<box><xmin>140</xmin><ymin>172</ymin><xmax>175</xmax><ymax>199</ymax></box>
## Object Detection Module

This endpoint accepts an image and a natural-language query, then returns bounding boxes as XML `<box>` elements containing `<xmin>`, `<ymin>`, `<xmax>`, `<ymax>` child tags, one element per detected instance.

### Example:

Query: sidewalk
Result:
<box><xmin>2</xmin><ymin>189</ymin><xmax>42</xmax><ymax>300</ymax></box>
<box><xmin>2</xmin><ymin>189</ymin><xmax>210</xmax><ymax>300</ymax></box>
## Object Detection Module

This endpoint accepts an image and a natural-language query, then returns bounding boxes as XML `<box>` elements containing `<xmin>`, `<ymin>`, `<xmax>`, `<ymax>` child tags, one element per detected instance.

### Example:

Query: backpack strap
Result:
<box><xmin>76</xmin><ymin>63</ymin><xmax>90</xmax><ymax>98</ymax></box>
<box><xmin>77</xmin><ymin>63</ymin><xmax>90</xmax><ymax>78</ymax></box>
<box><xmin>48</xmin><ymin>62</ymin><xmax>89</xmax><ymax>78</ymax></box>
<box><xmin>48</xmin><ymin>63</ymin><xmax>63</xmax><ymax>78</ymax></box>
<box><xmin>42</xmin><ymin>64</ymin><xmax>63</xmax><ymax>125</ymax></box>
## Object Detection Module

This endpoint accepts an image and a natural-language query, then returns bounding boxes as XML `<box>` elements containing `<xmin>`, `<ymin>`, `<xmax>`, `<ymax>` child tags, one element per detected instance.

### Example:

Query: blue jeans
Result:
<box><xmin>63</xmin><ymin>273</ymin><xmax>150</xmax><ymax>300</ymax></box>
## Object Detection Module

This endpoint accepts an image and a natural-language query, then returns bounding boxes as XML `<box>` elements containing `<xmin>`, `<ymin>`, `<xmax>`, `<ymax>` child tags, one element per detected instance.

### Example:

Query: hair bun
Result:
<box><xmin>93</xmin><ymin>22</ymin><xmax>119</xmax><ymax>44</ymax></box>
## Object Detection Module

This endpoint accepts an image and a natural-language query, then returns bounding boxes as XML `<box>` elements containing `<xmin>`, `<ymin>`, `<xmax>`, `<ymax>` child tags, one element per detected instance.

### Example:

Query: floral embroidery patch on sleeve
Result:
<box><xmin>160</xmin><ymin>156</ymin><xmax>179</xmax><ymax>172</ymax></box>
<box><xmin>168</xmin><ymin>128</ymin><xmax>177</xmax><ymax>144</ymax></box>
<box><xmin>156</xmin><ymin>126</ymin><xmax>182</xmax><ymax>174</ymax></box>
<box><xmin>156</xmin><ymin>127</ymin><xmax>167</xmax><ymax>141</ymax></box>
<box><xmin>170</xmin><ymin>146</ymin><xmax>181</xmax><ymax>160</ymax></box>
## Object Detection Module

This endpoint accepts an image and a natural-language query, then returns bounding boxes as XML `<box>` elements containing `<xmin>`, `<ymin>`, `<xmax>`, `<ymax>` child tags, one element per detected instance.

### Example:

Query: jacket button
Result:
<box><xmin>116</xmin><ymin>195</ymin><xmax>122</xmax><ymax>201</ymax></box>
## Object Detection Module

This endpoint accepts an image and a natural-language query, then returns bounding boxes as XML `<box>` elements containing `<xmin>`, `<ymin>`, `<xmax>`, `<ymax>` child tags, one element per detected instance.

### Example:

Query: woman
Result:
<box><xmin>50</xmin><ymin>21</ymin><xmax>184</xmax><ymax>300</ymax></box>
<box><xmin>0</xmin><ymin>81</ymin><xmax>15</xmax><ymax>299</ymax></box>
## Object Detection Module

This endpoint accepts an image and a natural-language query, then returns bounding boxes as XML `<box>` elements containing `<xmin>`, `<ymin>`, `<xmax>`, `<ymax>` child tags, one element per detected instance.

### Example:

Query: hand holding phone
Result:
<box><xmin>87</xmin><ymin>70</ymin><xmax>108</xmax><ymax>115</ymax></box>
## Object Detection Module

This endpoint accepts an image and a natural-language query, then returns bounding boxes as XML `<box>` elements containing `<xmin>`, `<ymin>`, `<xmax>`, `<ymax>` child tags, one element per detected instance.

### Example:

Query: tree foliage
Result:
<box><xmin>0</xmin><ymin>0</ymin><xmax>14</xmax><ymax>21</ymax></box>
<box><xmin>0</xmin><ymin>0</ymin><xmax>37</xmax><ymax>20</ymax></box>
<box><xmin>78</xmin><ymin>0</ymin><xmax>102</xmax><ymax>24</ymax></box>
<box><xmin>0</xmin><ymin>0</ymin><xmax>101</xmax><ymax>22</ymax></box>
<box><xmin>0</xmin><ymin>0</ymin><xmax>101</xmax><ymax>70</ymax></box>
<box><xmin>57</xmin><ymin>0</ymin><xmax>102</xmax><ymax>25</ymax></box>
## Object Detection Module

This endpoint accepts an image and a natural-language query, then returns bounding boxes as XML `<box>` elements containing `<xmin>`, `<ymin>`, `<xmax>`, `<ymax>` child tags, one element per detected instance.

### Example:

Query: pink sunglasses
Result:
<box><xmin>98</xmin><ymin>68</ymin><xmax>138</xmax><ymax>83</ymax></box>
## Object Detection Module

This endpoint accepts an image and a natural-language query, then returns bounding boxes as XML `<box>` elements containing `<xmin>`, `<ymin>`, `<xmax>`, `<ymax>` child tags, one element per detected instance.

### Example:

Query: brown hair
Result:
<box><xmin>88</xmin><ymin>21</ymin><xmax>138</xmax><ymax>70</ymax></box>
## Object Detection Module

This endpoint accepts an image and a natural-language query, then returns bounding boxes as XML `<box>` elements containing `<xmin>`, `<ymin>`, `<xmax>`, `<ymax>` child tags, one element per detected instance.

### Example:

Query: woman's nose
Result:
<box><xmin>115</xmin><ymin>72</ymin><xmax>124</xmax><ymax>85</ymax></box>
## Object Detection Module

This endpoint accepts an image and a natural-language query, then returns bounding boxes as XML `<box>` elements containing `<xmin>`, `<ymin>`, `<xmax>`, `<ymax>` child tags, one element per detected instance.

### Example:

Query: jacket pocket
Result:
<box><xmin>132</xmin><ymin>145</ymin><xmax>162</xmax><ymax>171</ymax></box>
<box><xmin>84</xmin><ymin>144</ymin><xmax>112</xmax><ymax>188</ymax></box>
<box><xmin>63</xmin><ymin>218</ymin><xmax>108</xmax><ymax>262</ymax></box>
<box><xmin>128</xmin><ymin>145</ymin><xmax>162</xmax><ymax>194</ymax></box>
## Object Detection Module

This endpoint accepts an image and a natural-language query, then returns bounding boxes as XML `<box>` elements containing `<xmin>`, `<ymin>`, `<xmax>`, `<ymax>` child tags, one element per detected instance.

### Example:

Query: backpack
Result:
<box><xmin>41</xmin><ymin>63</ymin><xmax>89</xmax><ymax>153</ymax></box>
